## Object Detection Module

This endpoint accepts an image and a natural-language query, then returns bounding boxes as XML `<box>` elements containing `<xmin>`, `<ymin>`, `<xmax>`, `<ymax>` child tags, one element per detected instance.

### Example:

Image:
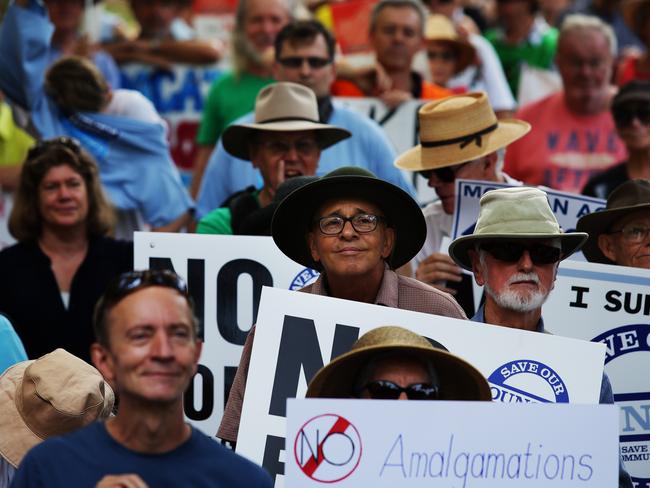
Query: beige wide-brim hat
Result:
<box><xmin>449</xmin><ymin>187</ymin><xmax>588</xmax><ymax>270</ymax></box>
<box><xmin>395</xmin><ymin>92</ymin><xmax>530</xmax><ymax>171</ymax></box>
<box><xmin>425</xmin><ymin>14</ymin><xmax>477</xmax><ymax>75</ymax></box>
<box><xmin>622</xmin><ymin>0</ymin><xmax>650</xmax><ymax>37</ymax></box>
<box><xmin>306</xmin><ymin>326</ymin><xmax>491</xmax><ymax>401</ymax></box>
<box><xmin>0</xmin><ymin>349</ymin><xmax>114</xmax><ymax>467</ymax></box>
<box><xmin>222</xmin><ymin>82</ymin><xmax>351</xmax><ymax>160</ymax></box>
<box><xmin>577</xmin><ymin>179</ymin><xmax>650</xmax><ymax>264</ymax></box>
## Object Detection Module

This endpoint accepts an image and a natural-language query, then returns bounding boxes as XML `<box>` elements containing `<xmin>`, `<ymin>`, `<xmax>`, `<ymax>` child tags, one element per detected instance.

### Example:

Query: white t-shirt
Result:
<box><xmin>104</xmin><ymin>90</ymin><xmax>168</xmax><ymax>136</ymax></box>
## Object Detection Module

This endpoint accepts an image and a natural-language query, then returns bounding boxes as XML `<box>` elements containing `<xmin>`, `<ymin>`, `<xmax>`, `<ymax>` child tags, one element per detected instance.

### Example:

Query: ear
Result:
<box><xmin>484</xmin><ymin>152</ymin><xmax>498</xmax><ymax>177</ymax></box>
<box><xmin>307</xmin><ymin>231</ymin><xmax>321</xmax><ymax>264</ymax></box>
<box><xmin>598</xmin><ymin>234</ymin><xmax>618</xmax><ymax>262</ymax></box>
<box><xmin>468</xmin><ymin>249</ymin><xmax>486</xmax><ymax>286</ymax></box>
<box><xmin>381</xmin><ymin>226</ymin><xmax>396</xmax><ymax>260</ymax></box>
<box><xmin>91</xmin><ymin>342</ymin><xmax>116</xmax><ymax>385</ymax></box>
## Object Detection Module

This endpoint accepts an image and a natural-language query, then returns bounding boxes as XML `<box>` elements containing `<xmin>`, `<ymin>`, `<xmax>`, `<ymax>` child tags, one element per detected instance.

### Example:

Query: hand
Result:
<box><xmin>95</xmin><ymin>474</ymin><xmax>149</xmax><ymax>488</ymax></box>
<box><xmin>415</xmin><ymin>252</ymin><xmax>463</xmax><ymax>295</ymax></box>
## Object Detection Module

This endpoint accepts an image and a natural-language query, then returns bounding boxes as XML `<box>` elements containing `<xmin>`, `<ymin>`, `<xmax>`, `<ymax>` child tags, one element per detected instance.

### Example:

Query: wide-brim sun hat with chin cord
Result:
<box><xmin>395</xmin><ymin>92</ymin><xmax>531</xmax><ymax>171</ymax></box>
<box><xmin>577</xmin><ymin>179</ymin><xmax>650</xmax><ymax>264</ymax></box>
<box><xmin>221</xmin><ymin>81</ymin><xmax>351</xmax><ymax>160</ymax></box>
<box><xmin>448</xmin><ymin>186</ymin><xmax>588</xmax><ymax>270</ymax></box>
<box><xmin>271</xmin><ymin>166</ymin><xmax>426</xmax><ymax>270</ymax></box>
<box><xmin>306</xmin><ymin>325</ymin><xmax>492</xmax><ymax>401</ymax></box>
<box><xmin>0</xmin><ymin>348</ymin><xmax>114</xmax><ymax>468</ymax></box>
<box><xmin>424</xmin><ymin>14</ymin><xmax>477</xmax><ymax>75</ymax></box>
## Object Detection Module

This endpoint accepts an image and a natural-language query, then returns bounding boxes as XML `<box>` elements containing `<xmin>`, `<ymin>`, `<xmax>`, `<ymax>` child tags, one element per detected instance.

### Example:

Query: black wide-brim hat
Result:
<box><xmin>271</xmin><ymin>167</ymin><xmax>426</xmax><ymax>270</ymax></box>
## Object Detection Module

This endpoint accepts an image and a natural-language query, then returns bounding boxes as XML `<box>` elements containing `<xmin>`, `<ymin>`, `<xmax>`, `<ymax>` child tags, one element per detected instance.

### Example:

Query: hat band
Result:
<box><xmin>421</xmin><ymin>123</ymin><xmax>498</xmax><ymax>150</ymax></box>
<box><xmin>258</xmin><ymin>116</ymin><xmax>320</xmax><ymax>124</ymax></box>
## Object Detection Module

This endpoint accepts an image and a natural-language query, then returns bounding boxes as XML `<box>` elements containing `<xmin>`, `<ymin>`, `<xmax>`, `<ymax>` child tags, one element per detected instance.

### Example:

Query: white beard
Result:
<box><xmin>485</xmin><ymin>272</ymin><xmax>549</xmax><ymax>313</ymax></box>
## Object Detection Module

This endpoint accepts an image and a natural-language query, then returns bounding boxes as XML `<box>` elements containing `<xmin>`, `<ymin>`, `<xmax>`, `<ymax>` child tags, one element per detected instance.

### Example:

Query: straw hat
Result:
<box><xmin>271</xmin><ymin>166</ymin><xmax>426</xmax><ymax>270</ymax></box>
<box><xmin>222</xmin><ymin>82</ymin><xmax>351</xmax><ymax>160</ymax></box>
<box><xmin>622</xmin><ymin>0</ymin><xmax>650</xmax><ymax>38</ymax></box>
<box><xmin>424</xmin><ymin>14</ymin><xmax>477</xmax><ymax>75</ymax></box>
<box><xmin>395</xmin><ymin>92</ymin><xmax>530</xmax><ymax>171</ymax></box>
<box><xmin>577</xmin><ymin>179</ymin><xmax>650</xmax><ymax>264</ymax></box>
<box><xmin>0</xmin><ymin>349</ymin><xmax>114</xmax><ymax>468</ymax></box>
<box><xmin>306</xmin><ymin>326</ymin><xmax>491</xmax><ymax>400</ymax></box>
<box><xmin>449</xmin><ymin>186</ymin><xmax>588</xmax><ymax>270</ymax></box>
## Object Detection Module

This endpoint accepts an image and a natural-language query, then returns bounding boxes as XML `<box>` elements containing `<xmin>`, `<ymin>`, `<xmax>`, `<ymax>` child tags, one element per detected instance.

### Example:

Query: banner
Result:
<box><xmin>237</xmin><ymin>286</ymin><xmax>606</xmax><ymax>485</ymax></box>
<box><xmin>286</xmin><ymin>399</ymin><xmax>619</xmax><ymax>487</ymax></box>
<box><xmin>133</xmin><ymin>232</ymin><xmax>317</xmax><ymax>435</ymax></box>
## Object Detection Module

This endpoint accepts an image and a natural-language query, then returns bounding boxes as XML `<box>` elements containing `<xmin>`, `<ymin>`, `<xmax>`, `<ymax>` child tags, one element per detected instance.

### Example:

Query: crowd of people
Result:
<box><xmin>1</xmin><ymin>0</ymin><xmax>649</xmax><ymax>485</ymax></box>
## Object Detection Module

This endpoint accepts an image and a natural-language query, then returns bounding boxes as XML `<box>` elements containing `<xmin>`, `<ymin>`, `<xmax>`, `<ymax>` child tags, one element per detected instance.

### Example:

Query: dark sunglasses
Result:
<box><xmin>361</xmin><ymin>380</ymin><xmax>439</xmax><ymax>400</ymax></box>
<box><xmin>277</xmin><ymin>56</ymin><xmax>331</xmax><ymax>69</ymax></box>
<box><xmin>419</xmin><ymin>163</ymin><xmax>467</xmax><ymax>183</ymax></box>
<box><xmin>480</xmin><ymin>242</ymin><xmax>562</xmax><ymax>265</ymax></box>
<box><xmin>427</xmin><ymin>50</ymin><xmax>456</xmax><ymax>62</ymax></box>
<box><xmin>27</xmin><ymin>136</ymin><xmax>81</xmax><ymax>161</ymax></box>
<box><xmin>612</xmin><ymin>104</ymin><xmax>650</xmax><ymax>128</ymax></box>
<box><xmin>105</xmin><ymin>269</ymin><xmax>189</xmax><ymax>303</ymax></box>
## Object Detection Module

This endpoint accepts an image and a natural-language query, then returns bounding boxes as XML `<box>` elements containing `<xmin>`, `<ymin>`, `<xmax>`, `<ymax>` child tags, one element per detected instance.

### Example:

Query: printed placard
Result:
<box><xmin>286</xmin><ymin>399</ymin><xmax>619</xmax><ymax>487</ymax></box>
<box><xmin>237</xmin><ymin>287</ymin><xmax>606</xmax><ymax>485</ymax></box>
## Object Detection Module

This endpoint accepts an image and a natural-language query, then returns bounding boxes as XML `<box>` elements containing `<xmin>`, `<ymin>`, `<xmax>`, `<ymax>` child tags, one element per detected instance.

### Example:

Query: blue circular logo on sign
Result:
<box><xmin>289</xmin><ymin>268</ymin><xmax>320</xmax><ymax>291</ymax></box>
<box><xmin>489</xmin><ymin>359</ymin><xmax>569</xmax><ymax>403</ymax></box>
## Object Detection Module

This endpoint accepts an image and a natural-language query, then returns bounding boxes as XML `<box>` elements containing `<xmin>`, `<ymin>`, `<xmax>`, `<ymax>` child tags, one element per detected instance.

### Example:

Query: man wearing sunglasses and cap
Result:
<box><xmin>448</xmin><ymin>186</ymin><xmax>633</xmax><ymax>487</ymax></box>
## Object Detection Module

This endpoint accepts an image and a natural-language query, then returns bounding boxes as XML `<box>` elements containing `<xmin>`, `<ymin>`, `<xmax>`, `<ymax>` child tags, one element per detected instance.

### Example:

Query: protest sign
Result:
<box><xmin>133</xmin><ymin>232</ymin><xmax>317</xmax><ymax>435</ymax></box>
<box><xmin>286</xmin><ymin>399</ymin><xmax>619</xmax><ymax>487</ymax></box>
<box><xmin>237</xmin><ymin>286</ymin><xmax>606</xmax><ymax>485</ymax></box>
<box><xmin>543</xmin><ymin>260</ymin><xmax>650</xmax><ymax>487</ymax></box>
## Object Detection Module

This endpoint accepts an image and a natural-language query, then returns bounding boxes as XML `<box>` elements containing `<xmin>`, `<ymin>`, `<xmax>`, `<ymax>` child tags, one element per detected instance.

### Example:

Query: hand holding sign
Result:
<box><xmin>414</xmin><ymin>252</ymin><xmax>462</xmax><ymax>295</ymax></box>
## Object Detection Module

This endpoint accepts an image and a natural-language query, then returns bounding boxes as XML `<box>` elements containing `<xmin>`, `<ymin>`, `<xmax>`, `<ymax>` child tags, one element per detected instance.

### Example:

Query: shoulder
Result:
<box><xmin>330</xmin><ymin>104</ymin><xmax>387</xmax><ymax>139</ymax></box>
<box><xmin>396</xmin><ymin>274</ymin><xmax>466</xmax><ymax>319</ymax></box>
<box><xmin>515</xmin><ymin>92</ymin><xmax>559</xmax><ymax>120</ymax></box>
<box><xmin>0</xmin><ymin>241</ymin><xmax>33</xmax><ymax>262</ymax></box>
<box><xmin>198</xmin><ymin>207</ymin><xmax>233</xmax><ymax>235</ymax></box>
<box><xmin>422</xmin><ymin>200</ymin><xmax>445</xmax><ymax>219</ymax></box>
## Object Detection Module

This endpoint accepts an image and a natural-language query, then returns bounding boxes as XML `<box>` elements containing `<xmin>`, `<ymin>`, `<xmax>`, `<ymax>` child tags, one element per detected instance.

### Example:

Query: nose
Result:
<box><xmin>284</xmin><ymin>143</ymin><xmax>300</xmax><ymax>161</ymax></box>
<box><xmin>340</xmin><ymin>219</ymin><xmax>358</xmax><ymax>238</ymax></box>
<box><xmin>151</xmin><ymin>331</ymin><xmax>173</xmax><ymax>359</ymax></box>
<box><xmin>517</xmin><ymin>250</ymin><xmax>534</xmax><ymax>271</ymax></box>
<box><xmin>299</xmin><ymin>59</ymin><xmax>311</xmax><ymax>76</ymax></box>
<box><xmin>427</xmin><ymin>173</ymin><xmax>443</xmax><ymax>188</ymax></box>
<box><xmin>397</xmin><ymin>392</ymin><xmax>408</xmax><ymax>400</ymax></box>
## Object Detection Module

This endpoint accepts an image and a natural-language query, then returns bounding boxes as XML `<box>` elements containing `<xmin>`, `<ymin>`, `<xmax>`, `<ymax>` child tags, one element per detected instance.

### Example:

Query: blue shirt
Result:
<box><xmin>11</xmin><ymin>422</ymin><xmax>273</xmax><ymax>488</ymax></box>
<box><xmin>195</xmin><ymin>103</ymin><xmax>415</xmax><ymax>218</ymax></box>
<box><xmin>0</xmin><ymin>314</ymin><xmax>27</xmax><ymax>375</ymax></box>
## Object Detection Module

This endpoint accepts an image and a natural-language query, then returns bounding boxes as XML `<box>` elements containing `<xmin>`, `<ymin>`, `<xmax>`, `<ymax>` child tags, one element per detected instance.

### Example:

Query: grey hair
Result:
<box><xmin>559</xmin><ymin>14</ymin><xmax>617</xmax><ymax>57</ymax></box>
<box><xmin>353</xmin><ymin>351</ymin><xmax>439</xmax><ymax>396</ymax></box>
<box><xmin>369</xmin><ymin>0</ymin><xmax>427</xmax><ymax>34</ymax></box>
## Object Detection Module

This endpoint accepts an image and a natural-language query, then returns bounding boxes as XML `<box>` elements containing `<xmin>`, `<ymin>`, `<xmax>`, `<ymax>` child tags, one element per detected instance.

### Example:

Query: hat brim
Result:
<box><xmin>426</xmin><ymin>39</ymin><xmax>477</xmax><ymax>74</ymax></box>
<box><xmin>395</xmin><ymin>119</ymin><xmax>531</xmax><ymax>171</ymax></box>
<box><xmin>0</xmin><ymin>361</ymin><xmax>42</xmax><ymax>468</ymax></box>
<box><xmin>577</xmin><ymin>202</ymin><xmax>650</xmax><ymax>264</ymax></box>
<box><xmin>306</xmin><ymin>338</ymin><xmax>492</xmax><ymax>401</ymax></box>
<box><xmin>222</xmin><ymin>121</ymin><xmax>351</xmax><ymax>161</ymax></box>
<box><xmin>271</xmin><ymin>175</ymin><xmax>426</xmax><ymax>270</ymax></box>
<box><xmin>448</xmin><ymin>232</ymin><xmax>589</xmax><ymax>271</ymax></box>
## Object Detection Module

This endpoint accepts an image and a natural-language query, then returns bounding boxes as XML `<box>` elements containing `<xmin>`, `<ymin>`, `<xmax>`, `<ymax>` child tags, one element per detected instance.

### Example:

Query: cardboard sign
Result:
<box><xmin>286</xmin><ymin>399</ymin><xmax>619</xmax><ymax>487</ymax></box>
<box><xmin>543</xmin><ymin>260</ymin><xmax>650</xmax><ymax>487</ymax></box>
<box><xmin>237</xmin><ymin>286</ymin><xmax>606</xmax><ymax>485</ymax></box>
<box><xmin>133</xmin><ymin>232</ymin><xmax>317</xmax><ymax>435</ymax></box>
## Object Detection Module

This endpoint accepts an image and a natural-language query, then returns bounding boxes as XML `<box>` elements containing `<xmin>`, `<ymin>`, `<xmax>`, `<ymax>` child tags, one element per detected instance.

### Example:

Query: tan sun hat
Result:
<box><xmin>395</xmin><ymin>92</ymin><xmax>530</xmax><ymax>171</ymax></box>
<box><xmin>448</xmin><ymin>186</ymin><xmax>588</xmax><ymax>270</ymax></box>
<box><xmin>222</xmin><ymin>82</ymin><xmax>351</xmax><ymax>160</ymax></box>
<box><xmin>0</xmin><ymin>349</ymin><xmax>114</xmax><ymax>467</ymax></box>
<box><xmin>306</xmin><ymin>326</ymin><xmax>491</xmax><ymax>401</ymax></box>
<box><xmin>424</xmin><ymin>14</ymin><xmax>477</xmax><ymax>74</ymax></box>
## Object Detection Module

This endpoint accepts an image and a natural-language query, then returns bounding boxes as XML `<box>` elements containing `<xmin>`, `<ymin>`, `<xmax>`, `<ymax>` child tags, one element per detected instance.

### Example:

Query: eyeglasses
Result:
<box><xmin>360</xmin><ymin>380</ymin><xmax>439</xmax><ymax>400</ymax></box>
<box><xmin>608</xmin><ymin>223</ymin><xmax>650</xmax><ymax>244</ymax></box>
<box><xmin>426</xmin><ymin>50</ymin><xmax>456</xmax><ymax>62</ymax></box>
<box><xmin>258</xmin><ymin>139</ymin><xmax>319</xmax><ymax>158</ymax></box>
<box><xmin>105</xmin><ymin>269</ymin><xmax>189</xmax><ymax>303</ymax></box>
<box><xmin>27</xmin><ymin>136</ymin><xmax>81</xmax><ymax>161</ymax></box>
<box><xmin>612</xmin><ymin>104</ymin><xmax>650</xmax><ymax>128</ymax></box>
<box><xmin>480</xmin><ymin>241</ymin><xmax>562</xmax><ymax>265</ymax></box>
<box><xmin>419</xmin><ymin>162</ymin><xmax>468</xmax><ymax>183</ymax></box>
<box><xmin>316</xmin><ymin>213</ymin><xmax>385</xmax><ymax>235</ymax></box>
<box><xmin>277</xmin><ymin>56</ymin><xmax>332</xmax><ymax>69</ymax></box>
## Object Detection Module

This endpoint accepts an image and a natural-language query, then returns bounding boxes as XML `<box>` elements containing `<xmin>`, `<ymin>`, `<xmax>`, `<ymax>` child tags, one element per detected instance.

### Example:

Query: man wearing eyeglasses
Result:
<box><xmin>10</xmin><ymin>270</ymin><xmax>272</xmax><ymax>487</ymax></box>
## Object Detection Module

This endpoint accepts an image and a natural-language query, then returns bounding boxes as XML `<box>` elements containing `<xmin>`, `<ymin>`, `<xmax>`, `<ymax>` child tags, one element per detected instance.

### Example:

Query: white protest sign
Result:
<box><xmin>133</xmin><ymin>232</ymin><xmax>317</xmax><ymax>435</ymax></box>
<box><xmin>237</xmin><ymin>286</ymin><xmax>606</xmax><ymax>486</ymax></box>
<box><xmin>286</xmin><ymin>399</ymin><xmax>619</xmax><ymax>487</ymax></box>
<box><xmin>451</xmin><ymin>179</ymin><xmax>606</xmax><ymax>261</ymax></box>
<box><xmin>543</xmin><ymin>260</ymin><xmax>650</xmax><ymax>487</ymax></box>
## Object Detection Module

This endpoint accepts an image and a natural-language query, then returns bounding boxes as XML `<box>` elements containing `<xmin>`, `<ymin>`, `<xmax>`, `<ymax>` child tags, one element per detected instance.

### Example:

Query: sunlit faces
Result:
<box><xmin>307</xmin><ymin>198</ymin><xmax>395</xmax><ymax>279</ymax></box>
<box><xmin>598</xmin><ymin>209</ymin><xmax>650</xmax><ymax>269</ymax></box>
<box><xmin>426</xmin><ymin>42</ymin><xmax>457</xmax><ymax>86</ymax></box>
<box><xmin>359</xmin><ymin>356</ymin><xmax>432</xmax><ymax>401</ymax></box>
<box><xmin>244</xmin><ymin>0</ymin><xmax>291</xmax><ymax>55</ymax></box>
<box><xmin>38</xmin><ymin>164</ymin><xmax>89</xmax><ymax>231</ymax></box>
<box><xmin>93</xmin><ymin>287</ymin><xmax>201</xmax><ymax>405</ymax></box>
<box><xmin>370</xmin><ymin>6</ymin><xmax>423</xmax><ymax>72</ymax></box>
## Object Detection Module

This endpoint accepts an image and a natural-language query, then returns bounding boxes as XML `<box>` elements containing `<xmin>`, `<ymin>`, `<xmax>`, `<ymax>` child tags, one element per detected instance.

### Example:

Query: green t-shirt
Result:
<box><xmin>196</xmin><ymin>189</ymin><xmax>261</xmax><ymax>235</ymax></box>
<box><xmin>196</xmin><ymin>71</ymin><xmax>274</xmax><ymax>146</ymax></box>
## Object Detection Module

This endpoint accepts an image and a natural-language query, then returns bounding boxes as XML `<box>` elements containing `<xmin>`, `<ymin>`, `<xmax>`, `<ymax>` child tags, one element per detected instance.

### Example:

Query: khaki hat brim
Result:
<box><xmin>395</xmin><ymin>119</ymin><xmax>531</xmax><ymax>171</ymax></box>
<box><xmin>222</xmin><ymin>121</ymin><xmax>352</xmax><ymax>161</ymax></box>
<box><xmin>306</xmin><ymin>339</ymin><xmax>492</xmax><ymax>401</ymax></box>
<box><xmin>0</xmin><ymin>361</ymin><xmax>42</xmax><ymax>468</ymax></box>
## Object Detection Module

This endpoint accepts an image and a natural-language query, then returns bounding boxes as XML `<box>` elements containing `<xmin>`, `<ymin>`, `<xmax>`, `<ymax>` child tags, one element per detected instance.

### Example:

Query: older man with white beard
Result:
<box><xmin>448</xmin><ymin>186</ymin><xmax>633</xmax><ymax>488</ymax></box>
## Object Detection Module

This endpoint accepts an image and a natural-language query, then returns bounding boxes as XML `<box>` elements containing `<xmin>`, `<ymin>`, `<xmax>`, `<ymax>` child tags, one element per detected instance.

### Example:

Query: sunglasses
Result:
<box><xmin>27</xmin><ymin>136</ymin><xmax>81</xmax><ymax>161</ymax></box>
<box><xmin>612</xmin><ymin>104</ymin><xmax>650</xmax><ymax>128</ymax></box>
<box><xmin>419</xmin><ymin>162</ymin><xmax>468</xmax><ymax>183</ymax></box>
<box><xmin>361</xmin><ymin>380</ymin><xmax>439</xmax><ymax>400</ymax></box>
<box><xmin>105</xmin><ymin>269</ymin><xmax>189</xmax><ymax>304</ymax></box>
<box><xmin>277</xmin><ymin>56</ymin><xmax>331</xmax><ymax>69</ymax></box>
<box><xmin>480</xmin><ymin>242</ymin><xmax>562</xmax><ymax>265</ymax></box>
<box><xmin>427</xmin><ymin>50</ymin><xmax>456</xmax><ymax>62</ymax></box>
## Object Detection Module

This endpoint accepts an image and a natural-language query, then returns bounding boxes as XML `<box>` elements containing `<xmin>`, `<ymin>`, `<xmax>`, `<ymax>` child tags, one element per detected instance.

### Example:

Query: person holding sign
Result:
<box><xmin>218</xmin><ymin>166</ymin><xmax>467</xmax><ymax>445</ymax></box>
<box><xmin>306</xmin><ymin>325</ymin><xmax>491</xmax><ymax>401</ymax></box>
<box><xmin>448</xmin><ymin>186</ymin><xmax>633</xmax><ymax>487</ymax></box>
<box><xmin>577</xmin><ymin>179</ymin><xmax>650</xmax><ymax>269</ymax></box>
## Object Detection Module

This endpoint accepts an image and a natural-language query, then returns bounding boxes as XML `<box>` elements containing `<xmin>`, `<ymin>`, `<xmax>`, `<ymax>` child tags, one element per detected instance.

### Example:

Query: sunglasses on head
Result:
<box><xmin>612</xmin><ymin>104</ymin><xmax>650</xmax><ymax>128</ymax></box>
<box><xmin>480</xmin><ymin>241</ymin><xmax>562</xmax><ymax>265</ymax></box>
<box><xmin>105</xmin><ymin>269</ymin><xmax>189</xmax><ymax>304</ymax></box>
<box><xmin>27</xmin><ymin>136</ymin><xmax>81</xmax><ymax>161</ymax></box>
<box><xmin>277</xmin><ymin>56</ymin><xmax>331</xmax><ymax>69</ymax></box>
<box><xmin>361</xmin><ymin>380</ymin><xmax>439</xmax><ymax>400</ymax></box>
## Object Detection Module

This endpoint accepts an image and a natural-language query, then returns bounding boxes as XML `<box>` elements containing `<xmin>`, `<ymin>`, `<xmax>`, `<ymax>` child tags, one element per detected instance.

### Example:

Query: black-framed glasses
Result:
<box><xmin>419</xmin><ymin>162</ymin><xmax>468</xmax><ymax>183</ymax></box>
<box><xmin>360</xmin><ymin>380</ymin><xmax>439</xmax><ymax>400</ymax></box>
<box><xmin>277</xmin><ymin>56</ymin><xmax>332</xmax><ymax>69</ymax></box>
<box><xmin>105</xmin><ymin>269</ymin><xmax>189</xmax><ymax>303</ymax></box>
<box><xmin>426</xmin><ymin>50</ymin><xmax>456</xmax><ymax>62</ymax></box>
<box><xmin>27</xmin><ymin>136</ymin><xmax>81</xmax><ymax>161</ymax></box>
<box><xmin>612</xmin><ymin>104</ymin><xmax>650</xmax><ymax>128</ymax></box>
<box><xmin>316</xmin><ymin>213</ymin><xmax>385</xmax><ymax>235</ymax></box>
<box><xmin>608</xmin><ymin>223</ymin><xmax>650</xmax><ymax>244</ymax></box>
<box><xmin>480</xmin><ymin>242</ymin><xmax>562</xmax><ymax>265</ymax></box>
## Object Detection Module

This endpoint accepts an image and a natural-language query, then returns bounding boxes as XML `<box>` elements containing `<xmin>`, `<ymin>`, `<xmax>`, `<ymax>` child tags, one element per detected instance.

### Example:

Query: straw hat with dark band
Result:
<box><xmin>222</xmin><ymin>82</ymin><xmax>351</xmax><ymax>160</ymax></box>
<box><xmin>395</xmin><ymin>92</ymin><xmax>530</xmax><ymax>171</ymax></box>
<box><xmin>306</xmin><ymin>326</ymin><xmax>491</xmax><ymax>401</ymax></box>
<box><xmin>424</xmin><ymin>14</ymin><xmax>477</xmax><ymax>75</ymax></box>
<box><xmin>577</xmin><ymin>179</ymin><xmax>650</xmax><ymax>264</ymax></box>
<box><xmin>271</xmin><ymin>167</ymin><xmax>426</xmax><ymax>270</ymax></box>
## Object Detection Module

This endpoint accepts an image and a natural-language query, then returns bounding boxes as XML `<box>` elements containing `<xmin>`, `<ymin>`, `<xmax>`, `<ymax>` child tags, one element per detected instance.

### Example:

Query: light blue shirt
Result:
<box><xmin>0</xmin><ymin>314</ymin><xmax>27</xmax><ymax>375</ymax></box>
